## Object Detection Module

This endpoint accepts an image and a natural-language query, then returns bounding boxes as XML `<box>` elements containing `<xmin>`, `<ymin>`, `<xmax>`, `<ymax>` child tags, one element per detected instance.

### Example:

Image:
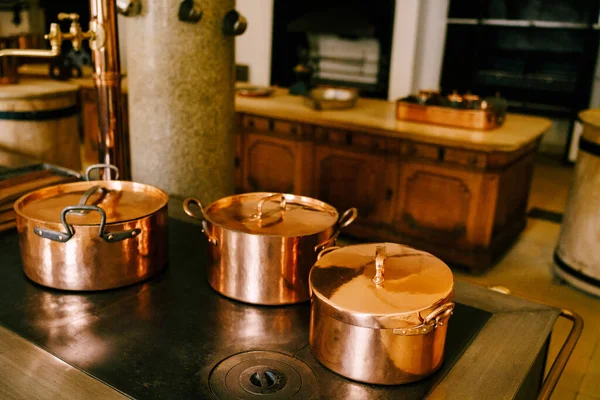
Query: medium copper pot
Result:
<box><xmin>13</xmin><ymin>165</ymin><xmax>169</xmax><ymax>291</ymax></box>
<box><xmin>309</xmin><ymin>243</ymin><xmax>455</xmax><ymax>385</ymax></box>
<box><xmin>183</xmin><ymin>192</ymin><xmax>357</xmax><ymax>305</ymax></box>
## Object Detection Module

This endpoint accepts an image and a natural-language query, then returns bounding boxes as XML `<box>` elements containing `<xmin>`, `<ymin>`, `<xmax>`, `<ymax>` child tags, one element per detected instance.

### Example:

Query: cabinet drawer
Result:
<box><xmin>403</xmin><ymin>142</ymin><xmax>441</xmax><ymax>161</ymax></box>
<box><xmin>243</xmin><ymin>115</ymin><xmax>270</xmax><ymax>131</ymax></box>
<box><xmin>352</xmin><ymin>133</ymin><xmax>386</xmax><ymax>151</ymax></box>
<box><xmin>444</xmin><ymin>148</ymin><xmax>487</xmax><ymax>168</ymax></box>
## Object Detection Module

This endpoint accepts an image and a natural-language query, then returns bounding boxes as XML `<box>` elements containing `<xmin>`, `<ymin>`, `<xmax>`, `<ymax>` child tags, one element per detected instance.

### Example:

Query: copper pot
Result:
<box><xmin>183</xmin><ymin>192</ymin><xmax>357</xmax><ymax>305</ymax></box>
<box><xmin>13</xmin><ymin>165</ymin><xmax>169</xmax><ymax>291</ymax></box>
<box><xmin>309</xmin><ymin>243</ymin><xmax>455</xmax><ymax>385</ymax></box>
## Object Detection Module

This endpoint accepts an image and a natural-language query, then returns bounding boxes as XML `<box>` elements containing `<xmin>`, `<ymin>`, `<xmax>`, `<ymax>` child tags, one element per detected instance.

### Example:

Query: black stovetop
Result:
<box><xmin>0</xmin><ymin>219</ymin><xmax>491</xmax><ymax>399</ymax></box>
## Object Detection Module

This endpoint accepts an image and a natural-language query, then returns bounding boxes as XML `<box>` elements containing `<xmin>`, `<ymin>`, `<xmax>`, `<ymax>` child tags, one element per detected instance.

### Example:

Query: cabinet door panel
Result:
<box><xmin>315</xmin><ymin>145</ymin><xmax>396</xmax><ymax>224</ymax></box>
<box><xmin>395</xmin><ymin>163</ymin><xmax>483</xmax><ymax>246</ymax></box>
<box><xmin>242</xmin><ymin>132</ymin><xmax>313</xmax><ymax>195</ymax></box>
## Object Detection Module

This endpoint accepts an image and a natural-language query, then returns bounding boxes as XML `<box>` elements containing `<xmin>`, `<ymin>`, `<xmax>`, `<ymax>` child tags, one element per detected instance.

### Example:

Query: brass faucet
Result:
<box><xmin>0</xmin><ymin>13</ymin><xmax>101</xmax><ymax>59</ymax></box>
<box><xmin>0</xmin><ymin>3</ymin><xmax>130</xmax><ymax>180</ymax></box>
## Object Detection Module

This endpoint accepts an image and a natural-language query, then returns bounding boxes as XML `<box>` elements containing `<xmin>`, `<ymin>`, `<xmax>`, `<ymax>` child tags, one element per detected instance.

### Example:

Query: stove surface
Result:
<box><xmin>0</xmin><ymin>219</ymin><xmax>491</xmax><ymax>399</ymax></box>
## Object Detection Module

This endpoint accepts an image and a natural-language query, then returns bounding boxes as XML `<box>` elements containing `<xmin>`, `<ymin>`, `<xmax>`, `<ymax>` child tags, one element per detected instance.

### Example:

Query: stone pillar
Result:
<box><xmin>126</xmin><ymin>0</ymin><xmax>236</xmax><ymax>203</ymax></box>
<box><xmin>554</xmin><ymin>109</ymin><xmax>600</xmax><ymax>296</ymax></box>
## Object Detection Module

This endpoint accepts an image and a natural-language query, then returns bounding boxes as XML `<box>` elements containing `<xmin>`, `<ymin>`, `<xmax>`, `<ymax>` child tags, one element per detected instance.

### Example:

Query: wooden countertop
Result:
<box><xmin>17</xmin><ymin>64</ymin><xmax>551</xmax><ymax>152</ymax></box>
<box><xmin>236</xmin><ymin>90</ymin><xmax>551</xmax><ymax>152</ymax></box>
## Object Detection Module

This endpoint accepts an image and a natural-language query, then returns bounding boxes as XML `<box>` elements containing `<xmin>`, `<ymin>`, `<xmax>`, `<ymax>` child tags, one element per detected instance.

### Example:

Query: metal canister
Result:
<box><xmin>554</xmin><ymin>109</ymin><xmax>600</xmax><ymax>296</ymax></box>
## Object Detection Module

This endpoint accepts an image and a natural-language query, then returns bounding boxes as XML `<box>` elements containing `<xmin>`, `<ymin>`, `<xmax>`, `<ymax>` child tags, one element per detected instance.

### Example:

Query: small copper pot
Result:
<box><xmin>309</xmin><ymin>243</ymin><xmax>455</xmax><ymax>385</ymax></box>
<box><xmin>13</xmin><ymin>165</ymin><xmax>169</xmax><ymax>291</ymax></box>
<box><xmin>183</xmin><ymin>192</ymin><xmax>357</xmax><ymax>305</ymax></box>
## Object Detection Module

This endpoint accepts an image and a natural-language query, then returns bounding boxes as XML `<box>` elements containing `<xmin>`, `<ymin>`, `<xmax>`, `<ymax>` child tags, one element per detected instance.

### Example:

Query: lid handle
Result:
<box><xmin>183</xmin><ymin>197</ymin><xmax>218</xmax><ymax>246</ymax></box>
<box><xmin>85</xmin><ymin>164</ymin><xmax>120</xmax><ymax>181</ymax></box>
<box><xmin>70</xmin><ymin>185</ymin><xmax>109</xmax><ymax>216</ymax></box>
<box><xmin>372</xmin><ymin>245</ymin><xmax>386</xmax><ymax>287</ymax></box>
<box><xmin>34</xmin><ymin>205</ymin><xmax>141</xmax><ymax>243</ymax></box>
<box><xmin>245</xmin><ymin>193</ymin><xmax>287</xmax><ymax>228</ymax></box>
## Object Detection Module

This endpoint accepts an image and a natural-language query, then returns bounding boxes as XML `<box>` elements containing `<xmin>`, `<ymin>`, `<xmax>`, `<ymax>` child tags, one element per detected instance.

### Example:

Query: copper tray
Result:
<box><xmin>396</xmin><ymin>101</ymin><xmax>505</xmax><ymax>130</ymax></box>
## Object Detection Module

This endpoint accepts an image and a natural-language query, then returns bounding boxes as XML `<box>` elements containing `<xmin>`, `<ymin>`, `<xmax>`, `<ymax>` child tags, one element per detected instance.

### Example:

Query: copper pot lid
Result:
<box><xmin>15</xmin><ymin>180</ymin><xmax>168</xmax><ymax>226</ymax></box>
<box><xmin>203</xmin><ymin>192</ymin><xmax>340</xmax><ymax>236</ymax></box>
<box><xmin>309</xmin><ymin>243</ymin><xmax>454</xmax><ymax>328</ymax></box>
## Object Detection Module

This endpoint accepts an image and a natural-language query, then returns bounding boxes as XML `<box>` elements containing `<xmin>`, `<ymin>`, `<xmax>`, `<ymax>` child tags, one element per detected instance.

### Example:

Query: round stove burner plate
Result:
<box><xmin>209</xmin><ymin>350</ymin><xmax>317</xmax><ymax>399</ymax></box>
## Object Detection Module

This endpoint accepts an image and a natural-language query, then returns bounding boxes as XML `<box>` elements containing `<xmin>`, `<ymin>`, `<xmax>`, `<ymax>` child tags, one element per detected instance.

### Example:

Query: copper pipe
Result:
<box><xmin>0</xmin><ymin>48</ymin><xmax>61</xmax><ymax>58</ymax></box>
<box><xmin>89</xmin><ymin>0</ymin><xmax>130</xmax><ymax>180</ymax></box>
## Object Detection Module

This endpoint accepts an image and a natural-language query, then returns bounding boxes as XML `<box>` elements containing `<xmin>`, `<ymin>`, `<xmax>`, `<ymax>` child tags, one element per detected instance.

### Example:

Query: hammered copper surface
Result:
<box><xmin>309</xmin><ymin>299</ymin><xmax>450</xmax><ymax>385</ymax></box>
<box><xmin>184</xmin><ymin>193</ymin><xmax>357</xmax><ymax>305</ymax></box>
<box><xmin>309</xmin><ymin>243</ymin><xmax>454</xmax><ymax>384</ymax></box>
<box><xmin>206</xmin><ymin>226</ymin><xmax>333</xmax><ymax>305</ymax></box>
<box><xmin>13</xmin><ymin>181</ymin><xmax>168</xmax><ymax>291</ymax></box>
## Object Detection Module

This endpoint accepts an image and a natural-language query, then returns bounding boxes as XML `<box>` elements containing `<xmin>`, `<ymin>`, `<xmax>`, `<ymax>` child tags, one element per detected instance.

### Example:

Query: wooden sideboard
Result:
<box><xmin>78</xmin><ymin>86</ymin><xmax>550</xmax><ymax>272</ymax></box>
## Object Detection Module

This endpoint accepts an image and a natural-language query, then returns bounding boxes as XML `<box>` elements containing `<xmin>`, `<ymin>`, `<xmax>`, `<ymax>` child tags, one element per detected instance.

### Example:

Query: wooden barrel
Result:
<box><xmin>0</xmin><ymin>79</ymin><xmax>81</xmax><ymax>171</ymax></box>
<box><xmin>554</xmin><ymin>109</ymin><xmax>600</xmax><ymax>296</ymax></box>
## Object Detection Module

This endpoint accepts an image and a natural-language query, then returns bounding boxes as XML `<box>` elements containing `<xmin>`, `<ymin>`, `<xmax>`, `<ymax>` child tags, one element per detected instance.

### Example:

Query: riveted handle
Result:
<box><xmin>372</xmin><ymin>245</ymin><xmax>386</xmax><ymax>287</ymax></box>
<box><xmin>34</xmin><ymin>205</ymin><xmax>141</xmax><ymax>243</ymax></box>
<box><xmin>183</xmin><ymin>198</ymin><xmax>218</xmax><ymax>246</ymax></box>
<box><xmin>393</xmin><ymin>302</ymin><xmax>455</xmax><ymax>336</ymax></box>
<box><xmin>314</xmin><ymin>208</ymin><xmax>358</xmax><ymax>252</ymax></box>
<box><xmin>85</xmin><ymin>164</ymin><xmax>119</xmax><ymax>181</ymax></box>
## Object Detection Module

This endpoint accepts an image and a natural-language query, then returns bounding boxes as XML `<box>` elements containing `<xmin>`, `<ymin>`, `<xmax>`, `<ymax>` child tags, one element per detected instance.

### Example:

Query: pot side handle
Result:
<box><xmin>34</xmin><ymin>205</ymin><xmax>141</xmax><ymax>243</ymax></box>
<box><xmin>313</xmin><ymin>208</ymin><xmax>358</xmax><ymax>252</ymax></box>
<box><xmin>393</xmin><ymin>302</ymin><xmax>455</xmax><ymax>336</ymax></box>
<box><xmin>183</xmin><ymin>198</ymin><xmax>218</xmax><ymax>246</ymax></box>
<box><xmin>317</xmin><ymin>246</ymin><xmax>340</xmax><ymax>260</ymax></box>
<box><xmin>85</xmin><ymin>164</ymin><xmax>120</xmax><ymax>181</ymax></box>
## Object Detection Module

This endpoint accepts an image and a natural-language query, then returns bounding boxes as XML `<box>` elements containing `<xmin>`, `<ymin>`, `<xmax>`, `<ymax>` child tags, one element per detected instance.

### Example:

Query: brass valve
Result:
<box><xmin>55</xmin><ymin>13</ymin><xmax>95</xmax><ymax>51</ymax></box>
<box><xmin>0</xmin><ymin>12</ymin><xmax>100</xmax><ymax>60</ymax></box>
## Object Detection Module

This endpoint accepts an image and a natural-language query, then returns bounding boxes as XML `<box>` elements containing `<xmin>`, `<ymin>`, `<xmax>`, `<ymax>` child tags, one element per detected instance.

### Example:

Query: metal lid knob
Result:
<box><xmin>372</xmin><ymin>245</ymin><xmax>386</xmax><ymax>287</ymax></box>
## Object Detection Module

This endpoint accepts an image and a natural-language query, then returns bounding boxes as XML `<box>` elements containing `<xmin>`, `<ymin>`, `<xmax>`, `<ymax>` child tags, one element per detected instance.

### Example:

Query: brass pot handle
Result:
<box><xmin>372</xmin><ymin>245</ymin><xmax>386</xmax><ymax>287</ymax></box>
<box><xmin>183</xmin><ymin>197</ymin><xmax>218</xmax><ymax>246</ymax></box>
<box><xmin>256</xmin><ymin>193</ymin><xmax>287</xmax><ymax>220</ymax></box>
<box><xmin>85</xmin><ymin>163</ymin><xmax>120</xmax><ymax>181</ymax></box>
<box><xmin>393</xmin><ymin>302</ymin><xmax>455</xmax><ymax>336</ymax></box>
<box><xmin>317</xmin><ymin>246</ymin><xmax>340</xmax><ymax>260</ymax></box>
<box><xmin>314</xmin><ymin>208</ymin><xmax>358</xmax><ymax>252</ymax></box>
<box><xmin>34</xmin><ymin>205</ymin><xmax>141</xmax><ymax>243</ymax></box>
<box><xmin>537</xmin><ymin>309</ymin><xmax>584</xmax><ymax>400</ymax></box>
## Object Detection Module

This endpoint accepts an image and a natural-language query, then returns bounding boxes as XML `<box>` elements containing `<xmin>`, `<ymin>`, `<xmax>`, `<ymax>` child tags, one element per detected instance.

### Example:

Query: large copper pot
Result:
<box><xmin>13</xmin><ymin>165</ymin><xmax>169</xmax><ymax>291</ymax></box>
<box><xmin>309</xmin><ymin>243</ymin><xmax>455</xmax><ymax>385</ymax></box>
<box><xmin>183</xmin><ymin>192</ymin><xmax>357</xmax><ymax>305</ymax></box>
